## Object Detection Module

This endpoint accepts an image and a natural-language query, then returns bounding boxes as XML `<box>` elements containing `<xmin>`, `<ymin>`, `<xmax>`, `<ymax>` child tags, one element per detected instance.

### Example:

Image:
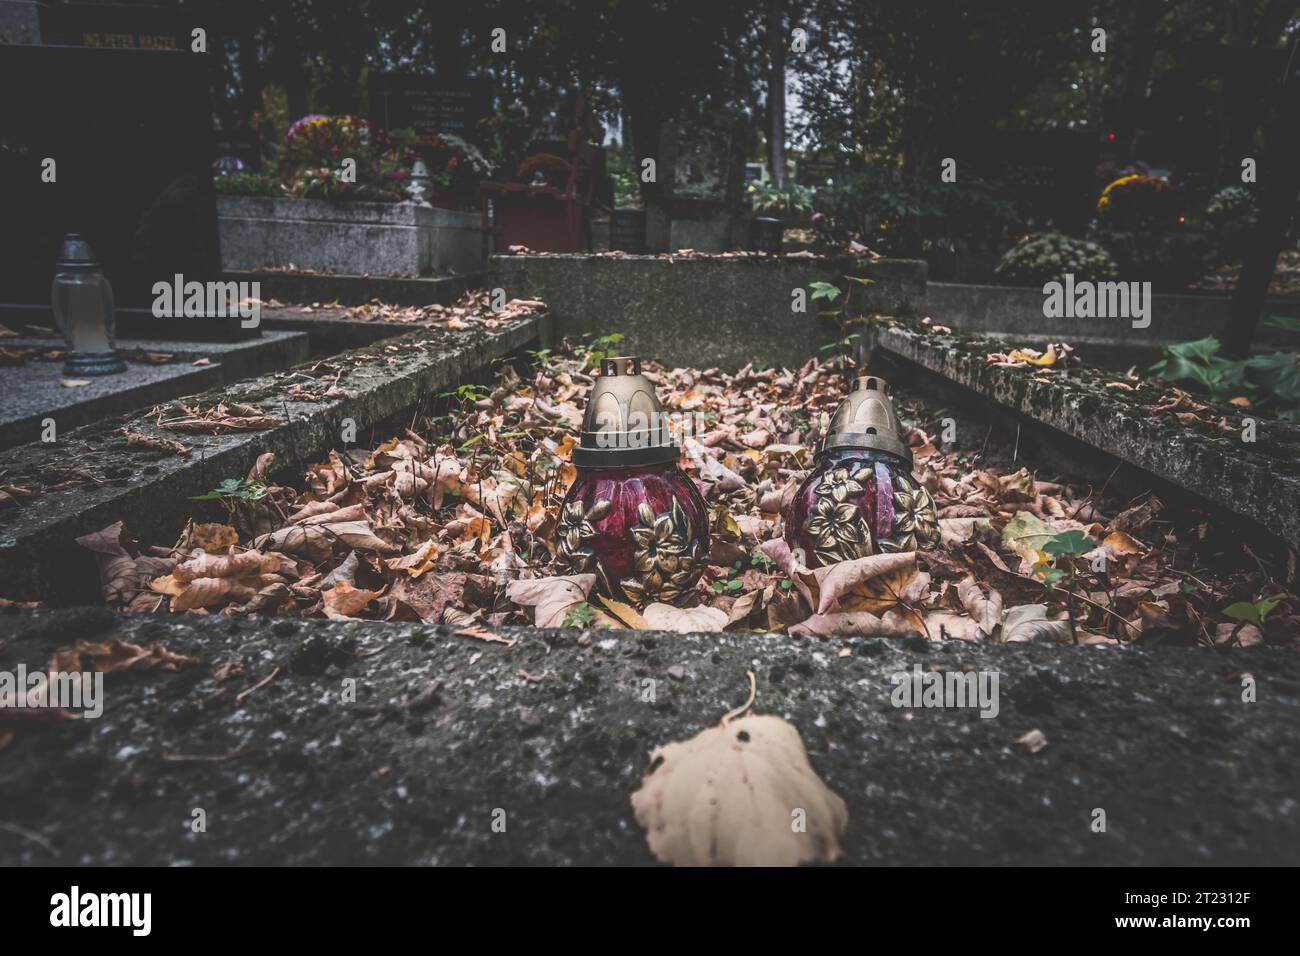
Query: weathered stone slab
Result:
<box><xmin>218</xmin><ymin>197</ymin><xmax>484</xmax><ymax>277</ymax></box>
<box><xmin>1</xmin><ymin>608</ymin><xmax>1296</xmax><ymax>865</ymax></box>
<box><xmin>259</xmin><ymin>305</ymin><xmax>447</xmax><ymax>353</ymax></box>
<box><xmin>926</xmin><ymin>281</ymin><xmax>1300</xmax><ymax>350</ymax></box>
<box><xmin>227</xmin><ymin>269</ymin><xmax>481</xmax><ymax>308</ymax></box>
<box><xmin>0</xmin><ymin>330</ymin><xmax>309</xmax><ymax>451</ymax></box>
<box><xmin>863</xmin><ymin>322</ymin><xmax>1300</xmax><ymax>550</ymax></box>
<box><xmin>488</xmin><ymin>254</ymin><xmax>927</xmax><ymax>369</ymax></box>
<box><xmin>0</xmin><ymin>314</ymin><xmax>549</xmax><ymax>604</ymax></box>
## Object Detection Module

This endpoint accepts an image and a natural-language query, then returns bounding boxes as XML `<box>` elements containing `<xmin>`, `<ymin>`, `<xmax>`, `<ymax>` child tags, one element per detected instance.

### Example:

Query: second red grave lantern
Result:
<box><xmin>555</xmin><ymin>356</ymin><xmax>709</xmax><ymax>608</ymax></box>
<box><xmin>784</xmin><ymin>374</ymin><xmax>940</xmax><ymax>567</ymax></box>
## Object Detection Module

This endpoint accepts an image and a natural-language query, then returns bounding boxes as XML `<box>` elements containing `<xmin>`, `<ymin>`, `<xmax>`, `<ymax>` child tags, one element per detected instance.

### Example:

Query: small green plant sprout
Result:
<box><xmin>441</xmin><ymin>382</ymin><xmax>491</xmax><ymax>404</ymax></box>
<box><xmin>574</xmin><ymin>332</ymin><xmax>625</xmax><ymax>369</ymax></box>
<box><xmin>563</xmin><ymin>601</ymin><xmax>597</xmax><ymax>628</ymax></box>
<box><xmin>711</xmin><ymin>560</ymin><xmax>746</xmax><ymax>593</ymax></box>
<box><xmin>819</xmin><ymin>332</ymin><xmax>862</xmax><ymax>366</ymax></box>
<box><xmin>1033</xmin><ymin>529</ymin><xmax>1098</xmax><ymax>643</ymax></box>
<box><xmin>191</xmin><ymin>477</ymin><xmax>270</xmax><ymax>525</ymax></box>
<box><xmin>809</xmin><ymin>275</ymin><xmax>876</xmax><ymax>326</ymax></box>
<box><xmin>1222</xmin><ymin>593</ymin><xmax>1289</xmax><ymax>629</ymax></box>
<box><xmin>750</xmin><ymin>550</ymin><xmax>776</xmax><ymax>572</ymax></box>
<box><xmin>809</xmin><ymin>281</ymin><xmax>842</xmax><ymax>306</ymax></box>
<box><xmin>527</xmin><ymin>347</ymin><xmax>557</xmax><ymax>370</ymax></box>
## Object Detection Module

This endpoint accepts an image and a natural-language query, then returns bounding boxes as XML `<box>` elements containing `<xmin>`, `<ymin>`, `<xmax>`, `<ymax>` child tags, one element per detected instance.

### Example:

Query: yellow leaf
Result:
<box><xmin>597</xmin><ymin>594</ymin><xmax>649</xmax><ymax>628</ymax></box>
<box><xmin>191</xmin><ymin>522</ymin><xmax>238</xmax><ymax>554</ymax></box>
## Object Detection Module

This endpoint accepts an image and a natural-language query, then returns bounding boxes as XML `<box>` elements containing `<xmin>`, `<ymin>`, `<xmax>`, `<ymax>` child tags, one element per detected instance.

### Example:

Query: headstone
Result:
<box><xmin>795</xmin><ymin>156</ymin><xmax>838</xmax><ymax>189</ymax></box>
<box><xmin>0</xmin><ymin>0</ymin><xmax>54</xmax><ymax>44</ymax></box>
<box><xmin>666</xmin><ymin>111</ymin><xmax>747</xmax><ymax>251</ymax></box>
<box><xmin>0</xmin><ymin>44</ymin><xmax>221</xmax><ymax>308</ymax></box>
<box><xmin>56</xmin><ymin>1</ymin><xmax>188</xmax><ymax>51</ymax></box>
<box><xmin>368</xmin><ymin>74</ymin><xmax>491</xmax><ymax>138</ymax></box>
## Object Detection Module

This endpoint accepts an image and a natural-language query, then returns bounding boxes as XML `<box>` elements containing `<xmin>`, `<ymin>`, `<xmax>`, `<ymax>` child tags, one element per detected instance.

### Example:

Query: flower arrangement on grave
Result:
<box><xmin>1096</xmin><ymin>174</ymin><xmax>1179</xmax><ymax>228</ymax></box>
<box><xmin>386</xmin><ymin>130</ymin><xmax>494</xmax><ymax>203</ymax></box>
<box><xmin>278</xmin><ymin>114</ymin><xmax>399</xmax><ymax>201</ymax></box>
<box><xmin>1092</xmin><ymin>173</ymin><xmax>1207</xmax><ymax>288</ymax></box>
<box><xmin>556</xmin><ymin>356</ymin><xmax>710</xmax><ymax>609</ymax></box>
<box><xmin>995</xmin><ymin>231</ymin><xmax>1119</xmax><ymax>286</ymax></box>
<box><xmin>783</xmin><ymin>374</ymin><xmax>939</xmax><ymax>566</ymax></box>
<box><xmin>516</xmin><ymin>152</ymin><xmax>572</xmax><ymax>188</ymax></box>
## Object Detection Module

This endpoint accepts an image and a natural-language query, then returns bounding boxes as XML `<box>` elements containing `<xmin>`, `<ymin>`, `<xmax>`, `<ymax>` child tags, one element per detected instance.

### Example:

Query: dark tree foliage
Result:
<box><xmin>202</xmin><ymin>0</ymin><xmax>1300</xmax><ymax>345</ymax></box>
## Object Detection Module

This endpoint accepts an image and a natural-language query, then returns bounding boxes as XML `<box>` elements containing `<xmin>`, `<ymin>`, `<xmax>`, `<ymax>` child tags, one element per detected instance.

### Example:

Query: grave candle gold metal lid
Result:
<box><xmin>820</xmin><ymin>373</ymin><xmax>911</xmax><ymax>461</ymax></box>
<box><xmin>571</xmin><ymin>356</ymin><xmax>681</xmax><ymax>468</ymax></box>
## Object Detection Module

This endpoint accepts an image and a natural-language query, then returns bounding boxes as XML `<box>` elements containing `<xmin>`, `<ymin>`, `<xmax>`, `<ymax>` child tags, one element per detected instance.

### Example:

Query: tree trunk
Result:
<box><xmin>1223</xmin><ymin>84</ymin><xmax>1300</xmax><ymax>357</ymax></box>
<box><xmin>767</xmin><ymin>0</ymin><xmax>786</xmax><ymax>187</ymax></box>
<box><xmin>630</xmin><ymin>104</ymin><xmax>672</xmax><ymax>252</ymax></box>
<box><xmin>1112</xmin><ymin>0</ymin><xmax>1159</xmax><ymax>163</ymax></box>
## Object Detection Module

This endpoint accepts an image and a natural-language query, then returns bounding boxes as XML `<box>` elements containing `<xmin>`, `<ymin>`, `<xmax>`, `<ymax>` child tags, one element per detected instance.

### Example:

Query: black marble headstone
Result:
<box><xmin>368</xmin><ymin>73</ymin><xmax>491</xmax><ymax>138</ymax></box>
<box><xmin>0</xmin><ymin>44</ymin><xmax>220</xmax><ymax>308</ymax></box>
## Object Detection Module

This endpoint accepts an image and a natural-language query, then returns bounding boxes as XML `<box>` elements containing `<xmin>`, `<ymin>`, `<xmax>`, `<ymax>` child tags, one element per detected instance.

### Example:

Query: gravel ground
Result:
<box><xmin>1</xmin><ymin>607</ymin><xmax>1297</xmax><ymax>866</ymax></box>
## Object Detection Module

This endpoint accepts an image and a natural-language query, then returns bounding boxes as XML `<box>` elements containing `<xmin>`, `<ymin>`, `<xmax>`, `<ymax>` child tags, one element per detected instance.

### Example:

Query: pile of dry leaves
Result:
<box><xmin>76</xmin><ymin>348</ymin><xmax>1296</xmax><ymax>648</ymax></box>
<box><xmin>504</xmin><ymin>245</ymin><xmax>877</xmax><ymax>260</ymax></box>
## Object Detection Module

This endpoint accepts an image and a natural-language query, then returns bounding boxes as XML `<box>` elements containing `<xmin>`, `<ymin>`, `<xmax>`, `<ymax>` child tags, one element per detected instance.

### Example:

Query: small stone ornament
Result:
<box><xmin>556</xmin><ymin>356</ymin><xmax>709</xmax><ymax>609</ymax></box>
<box><xmin>784</xmin><ymin>374</ymin><xmax>939</xmax><ymax>566</ymax></box>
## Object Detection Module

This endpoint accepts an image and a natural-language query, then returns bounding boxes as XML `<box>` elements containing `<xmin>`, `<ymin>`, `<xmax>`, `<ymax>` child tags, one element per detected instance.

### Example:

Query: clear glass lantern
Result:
<box><xmin>51</xmin><ymin>233</ymin><xmax>126</xmax><ymax>376</ymax></box>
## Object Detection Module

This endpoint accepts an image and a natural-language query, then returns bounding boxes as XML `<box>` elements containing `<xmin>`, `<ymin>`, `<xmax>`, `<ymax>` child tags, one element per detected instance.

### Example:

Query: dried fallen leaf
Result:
<box><xmin>455</xmin><ymin>624</ymin><xmax>518</xmax><ymax>647</ymax></box>
<box><xmin>631</xmin><ymin>708</ymin><xmax>847</xmax><ymax>866</ymax></box>
<box><xmin>191</xmin><ymin>523</ymin><xmax>238</xmax><ymax>554</ymax></box>
<box><xmin>322</xmin><ymin>582</ymin><xmax>385</xmax><ymax>620</ymax></box>
<box><xmin>641</xmin><ymin>603</ymin><xmax>728</xmax><ymax>633</ymax></box>
<box><xmin>1001</xmin><ymin>604</ymin><xmax>1073</xmax><ymax>643</ymax></box>
<box><xmin>505</xmin><ymin>574</ymin><xmax>595</xmax><ymax>628</ymax></box>
<box><xmin>597</xmin><ymin>595</ymin><xmax>649</xmax><ymax>629</ymax></box>
<box><xmin>49</xmin><ymin>638</ymin><xmax>198</xmax><ymax>674</ymax></box>
<box><xmin>957</xmin><ymin>575</ymin><xmax>1003</xmax><ymax>636</ymax></box>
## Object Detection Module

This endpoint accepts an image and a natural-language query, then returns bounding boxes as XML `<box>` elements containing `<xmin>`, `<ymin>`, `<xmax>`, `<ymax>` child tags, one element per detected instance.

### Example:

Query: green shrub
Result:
<box><xmin>213</xmin><ymin>171</ymin><xmax>280</xmax><ymax>197</ymax></box>
<box><xmin>1205</xmin><ymin>186</ymin><xmax>1258</xmax><ymax>260</ymax></box>
<box><xmin>750</xmin><ymin>182</ymin><xmax>813</xmax><ymax>216</ymax></box>
<box><xmin>995</xmin><ymin>232</ymin><xmax>1119</xmax><ymax>286</ymax></box>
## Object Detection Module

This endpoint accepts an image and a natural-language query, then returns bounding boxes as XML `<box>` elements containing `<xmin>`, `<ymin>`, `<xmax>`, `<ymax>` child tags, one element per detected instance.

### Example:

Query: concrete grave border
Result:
<box><xmin>0</xmin><ymin>314</ymin><xmax>551</xmax><ymax>604</ymax></box>
<box><xmin>861</xmin><ymin>321</ymin><xmax>1300</xmax><ymax>551</ymax></box>
<box><xmin>487</xmin><ymin>253</ymin><xmax>927</xmax><ymax>369</ymax></box>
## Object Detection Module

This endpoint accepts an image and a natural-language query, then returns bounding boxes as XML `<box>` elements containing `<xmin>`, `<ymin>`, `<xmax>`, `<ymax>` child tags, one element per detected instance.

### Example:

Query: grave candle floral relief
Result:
<box><xmin>784</xmin><ymin>374</ymin><xmax>939</xmax><ymax>566</ymax></box>
<box><xmin>555</xmin><ymin>356</ymin><xmax>709</xmax><ymax>608</ymax></box>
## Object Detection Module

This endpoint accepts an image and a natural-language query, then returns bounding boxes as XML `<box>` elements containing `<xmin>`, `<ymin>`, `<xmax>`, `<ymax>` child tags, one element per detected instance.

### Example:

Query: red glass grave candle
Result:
<box><xmin>784</xmin><ymin>374</ymin><xmax>939</xmax><ymax>566</ymax></box>
<box><xmin>555</xmin><ymin>356</ymin><xmax>709</xmax><ymax>607</ymax></box>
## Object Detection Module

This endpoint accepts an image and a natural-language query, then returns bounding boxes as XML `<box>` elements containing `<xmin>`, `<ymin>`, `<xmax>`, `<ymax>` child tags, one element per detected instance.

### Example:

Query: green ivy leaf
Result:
<box><xmin>809</xmin><ymin>281</ymin><xmax>842</xmax><ymax>303</ymax></box>
<box><xmin>1043</xmin><ymin>529</ymin><xmax>1096</xmax><ymax>557</ymax></box>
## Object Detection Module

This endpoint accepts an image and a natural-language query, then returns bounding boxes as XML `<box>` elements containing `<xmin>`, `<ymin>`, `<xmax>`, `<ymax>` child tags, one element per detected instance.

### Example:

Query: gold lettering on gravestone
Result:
<box><xmin>81</xmin><ymin>31</ymin><xmax>178</xmax><ymax>50</ymax></box>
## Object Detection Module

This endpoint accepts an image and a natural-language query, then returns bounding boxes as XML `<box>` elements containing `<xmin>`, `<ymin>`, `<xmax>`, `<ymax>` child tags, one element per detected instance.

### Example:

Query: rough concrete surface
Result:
<box><xmin>865</xmin><ymin>323</ymin><xmax>1300</xmax><ymax>550</ymax></box>
<box><xmin>925</xmin><ymin>281</ymin><xmax>1300</xmax><ymax>351</ymax></box>
<box><xmin>0</xmin><ymin>315</ymin><xmax>548</xmax><ymax>605</ymax></box>
<box><xmin>0</xmin><ymin>331</ymin><xmax>310</xmax><ymax>451</ymax></box>
<box><xmin>1</xmin><ymin>608</ymin><xmax>1296</xmax><ymax>866</ymax></box>
<box><xmin>218</xmin><ymin>197</ymin><xmax>484</xmax><ymax>277</ymax></box>
<box><xmin>488</xmin><ymin>254</ymin><xmax>927</xmax><ymax>369</ymax></box>
<box><xmin>226</xmin><ymin>270</ymin><xmax>482</xmax><ymax>308</ymax></box>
